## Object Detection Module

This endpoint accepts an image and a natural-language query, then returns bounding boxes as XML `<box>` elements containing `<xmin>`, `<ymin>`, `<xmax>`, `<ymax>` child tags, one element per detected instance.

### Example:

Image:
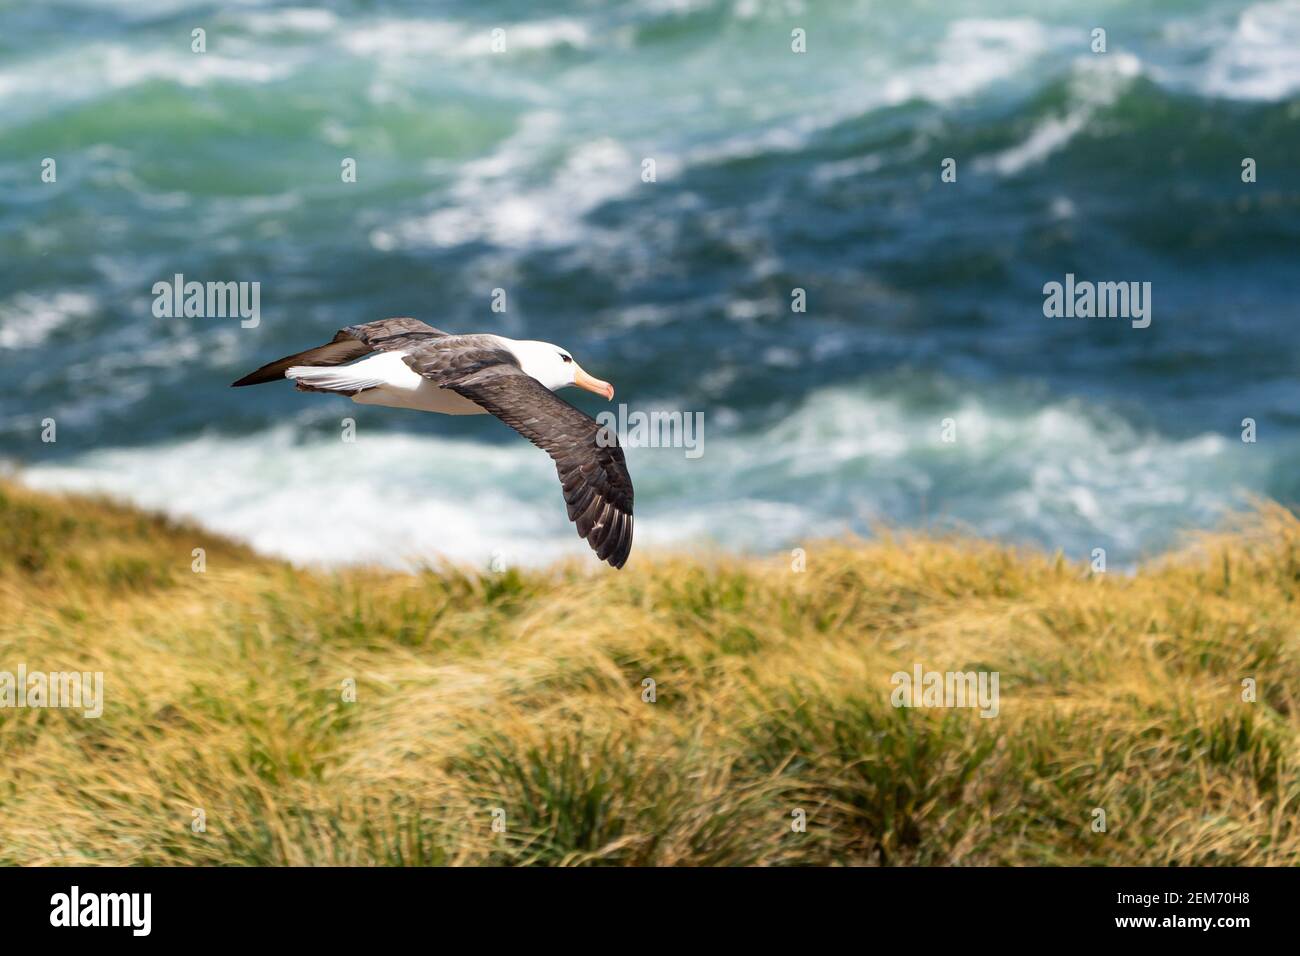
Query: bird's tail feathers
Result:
<box><xmin>231</xmin><ymin>336</ymin><xmax>369</xmax><ymax>387</ymax></box>
<box><xmin>285</xmin><ymin>365</ymin><xmax>387</xmax><ymax>395</ymax></box>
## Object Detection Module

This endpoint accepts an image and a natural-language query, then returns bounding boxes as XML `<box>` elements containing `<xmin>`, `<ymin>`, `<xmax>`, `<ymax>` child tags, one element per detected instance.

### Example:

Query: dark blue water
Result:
<box><xmin>1</xmin><ymin>0</ymin><xmax>1297</xmax><ymax>566</ymax></box>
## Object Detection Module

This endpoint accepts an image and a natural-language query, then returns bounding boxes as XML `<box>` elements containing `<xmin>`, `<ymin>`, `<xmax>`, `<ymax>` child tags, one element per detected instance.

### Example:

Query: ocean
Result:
<box><xmin>1</xmin><ymin>0</ymin><xmax>1298</xmax><ymax>568</ymax></box>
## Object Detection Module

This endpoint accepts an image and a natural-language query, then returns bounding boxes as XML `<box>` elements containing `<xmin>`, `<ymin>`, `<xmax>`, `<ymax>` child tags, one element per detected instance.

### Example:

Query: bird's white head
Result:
<box><xmin>506</xmin><ymin>339</ymin><xmax>615</xmax><ymax>400</ymax></box>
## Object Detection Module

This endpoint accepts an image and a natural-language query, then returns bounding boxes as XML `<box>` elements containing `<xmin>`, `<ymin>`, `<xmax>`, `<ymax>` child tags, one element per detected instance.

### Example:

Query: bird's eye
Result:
<box><xmin>559</xmin><ymin>353</ymin><xmax>572</xmax><ymax>363</ymax></box>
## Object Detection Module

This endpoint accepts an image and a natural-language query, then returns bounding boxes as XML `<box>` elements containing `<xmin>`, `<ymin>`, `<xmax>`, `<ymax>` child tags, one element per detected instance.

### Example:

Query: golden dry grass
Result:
<box><xmin>1</xmin><ymin>479</ymin><xmax>1298</xmax><ymax>865</ymax></box>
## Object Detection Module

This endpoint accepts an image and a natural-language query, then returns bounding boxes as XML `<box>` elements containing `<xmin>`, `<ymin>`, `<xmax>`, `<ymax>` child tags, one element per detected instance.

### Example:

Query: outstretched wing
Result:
<box><xmin>426</xmin><ymin>361</ymin><xmax>634</xmax><ymax>569</ymax></box>
<box><xmin>232</xmin><ymin>318</ymin><xmax>449</xmax><ymax>387</ymax></box>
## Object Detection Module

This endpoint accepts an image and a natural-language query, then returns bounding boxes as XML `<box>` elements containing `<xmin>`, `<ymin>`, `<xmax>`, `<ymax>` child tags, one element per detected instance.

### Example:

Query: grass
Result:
<box><xmin>1</xmin><ymin>479</ymin><xmax>1298</xmax><ymax>865</ymax></box>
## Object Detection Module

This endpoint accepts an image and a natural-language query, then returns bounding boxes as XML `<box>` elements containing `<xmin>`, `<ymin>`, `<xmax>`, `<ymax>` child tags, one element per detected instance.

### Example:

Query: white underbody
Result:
<box><xmin>287</xmin><ymin>350</ymin><xmax>488</xmax><ymax>415</ymax></box>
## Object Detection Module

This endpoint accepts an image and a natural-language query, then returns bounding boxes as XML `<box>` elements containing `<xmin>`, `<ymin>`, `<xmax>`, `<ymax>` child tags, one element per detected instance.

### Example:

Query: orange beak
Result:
<box><xmin>574</xmin><ymin>366</ymin><xmax>614</xmax><ymax>401</ymax></box>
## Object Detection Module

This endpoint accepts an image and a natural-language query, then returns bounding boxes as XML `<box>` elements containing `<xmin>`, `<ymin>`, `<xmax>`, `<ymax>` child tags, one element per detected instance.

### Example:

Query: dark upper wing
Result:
<box><xmin>398</xmin><ymin>333</ymin><xmax>522</xmax><ymax>383</ymax></box>
<box><xmin>429</xmin><ymin>361</ymin><xmax>634</xmax><ymax>569</ymax></box>
<box><xmin>343</xmin><ymin>317</ymin><xmax>450</xmax><ymax>351</ymax></box>
<box><xmin>232</xmin><ymin>318</ymin><xmax>449</xmax><ymax>387</ymax></box>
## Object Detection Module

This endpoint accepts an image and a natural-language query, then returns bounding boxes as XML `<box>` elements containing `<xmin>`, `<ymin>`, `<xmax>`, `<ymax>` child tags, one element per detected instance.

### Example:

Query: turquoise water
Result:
<box><xmin>1</xmin><ymin>0</ymin><xmax>1298</xmax><ymax>566</ymax></box>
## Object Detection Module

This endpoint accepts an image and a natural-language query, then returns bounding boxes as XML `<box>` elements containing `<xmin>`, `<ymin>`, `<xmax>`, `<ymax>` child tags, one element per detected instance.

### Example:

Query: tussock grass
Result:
<box><xmin>1</xmin><ymin>480</ymin><xmax>1298</xmax><ymax>865</ymax></box>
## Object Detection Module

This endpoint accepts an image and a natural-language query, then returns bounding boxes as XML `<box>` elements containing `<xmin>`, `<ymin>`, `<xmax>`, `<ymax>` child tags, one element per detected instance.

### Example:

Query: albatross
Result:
<box><xmin>232</xmin><ymin>318</ymin><xmax>633</xmax><ymax>568</ymax></box>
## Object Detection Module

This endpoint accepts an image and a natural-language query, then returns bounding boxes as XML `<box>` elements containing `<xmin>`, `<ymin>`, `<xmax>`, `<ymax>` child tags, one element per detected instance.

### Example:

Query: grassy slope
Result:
<box><xmin>0</xmin><ymin>480</ymin><xmax>1297</xmax><ymax>866</ymax></box>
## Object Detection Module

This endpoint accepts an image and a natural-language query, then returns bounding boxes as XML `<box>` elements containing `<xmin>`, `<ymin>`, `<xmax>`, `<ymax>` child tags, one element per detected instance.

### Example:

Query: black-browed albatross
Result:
<box><xmin>232</xmin><ymin>318</ymin><xmax>633</xmax><ymax>568</ymax></box>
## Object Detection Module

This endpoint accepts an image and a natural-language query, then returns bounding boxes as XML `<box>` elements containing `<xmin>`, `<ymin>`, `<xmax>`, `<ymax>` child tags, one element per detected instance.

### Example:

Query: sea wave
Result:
<box><xmin>10</xmin><ymin>380</ymin><xmax>1268</xmax><ymax>569</ymax></box>
<box><xmin>1188</xmin><ymin>0</ymin><xmax>1300</xmax><ymax>100</ymax></box>
<box><xmin>975</xmin><ymin>51</ymin><xmax>1142</xmax><ymax>176</ymax></box>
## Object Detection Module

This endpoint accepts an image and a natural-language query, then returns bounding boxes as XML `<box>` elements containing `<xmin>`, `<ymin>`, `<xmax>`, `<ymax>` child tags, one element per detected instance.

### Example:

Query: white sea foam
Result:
<box><xmin>745</xmin><ymin>384</ymin><xmax>1253</xmax><ymax>559</ymax></box>
<box><xmin>1198</xmin><ymin>0</ymin><xmax>1300</xmax><ymax>100</ymax></box>
<box><xmin>242</xmin><ymin>8</ymin><xmax>339</xmax><ymax>35</ymax></box>
<box><xmin>883</xmin><ymin>18</ymin><xmax>1062</xmax><ymax>107</ymax></box>
<box><xmin>15</xmin><ymin>418</ymin><xmax>738</xmax><ymax>569</ymax></box>
<box><xmin>691</xmin><ymin>18</ymin><xmax>1072</xmax><ymax>174</ymax></box>
<box><xmin>371</xmin><ymin>120</ymin><xmax>642</xmax><ymax>251</ymax></box>
<box><xmin>0</xmin><ymin>292</ymin><xmax>97</xmax><ymax>350</ymax></box>
<box><xmin>340</xmin><ymin>17</ymin><xmax>590</xmax><ymax>59</ymax></box>
<box><xmin>12</xmin><ymin>384</ymin><xmax>1263</xmax><ymax>569</ymax></box>
<box><xmin>0</xmin><ymin>42</ymin><xmax>291</xmax><ymax>117</ymax></box>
